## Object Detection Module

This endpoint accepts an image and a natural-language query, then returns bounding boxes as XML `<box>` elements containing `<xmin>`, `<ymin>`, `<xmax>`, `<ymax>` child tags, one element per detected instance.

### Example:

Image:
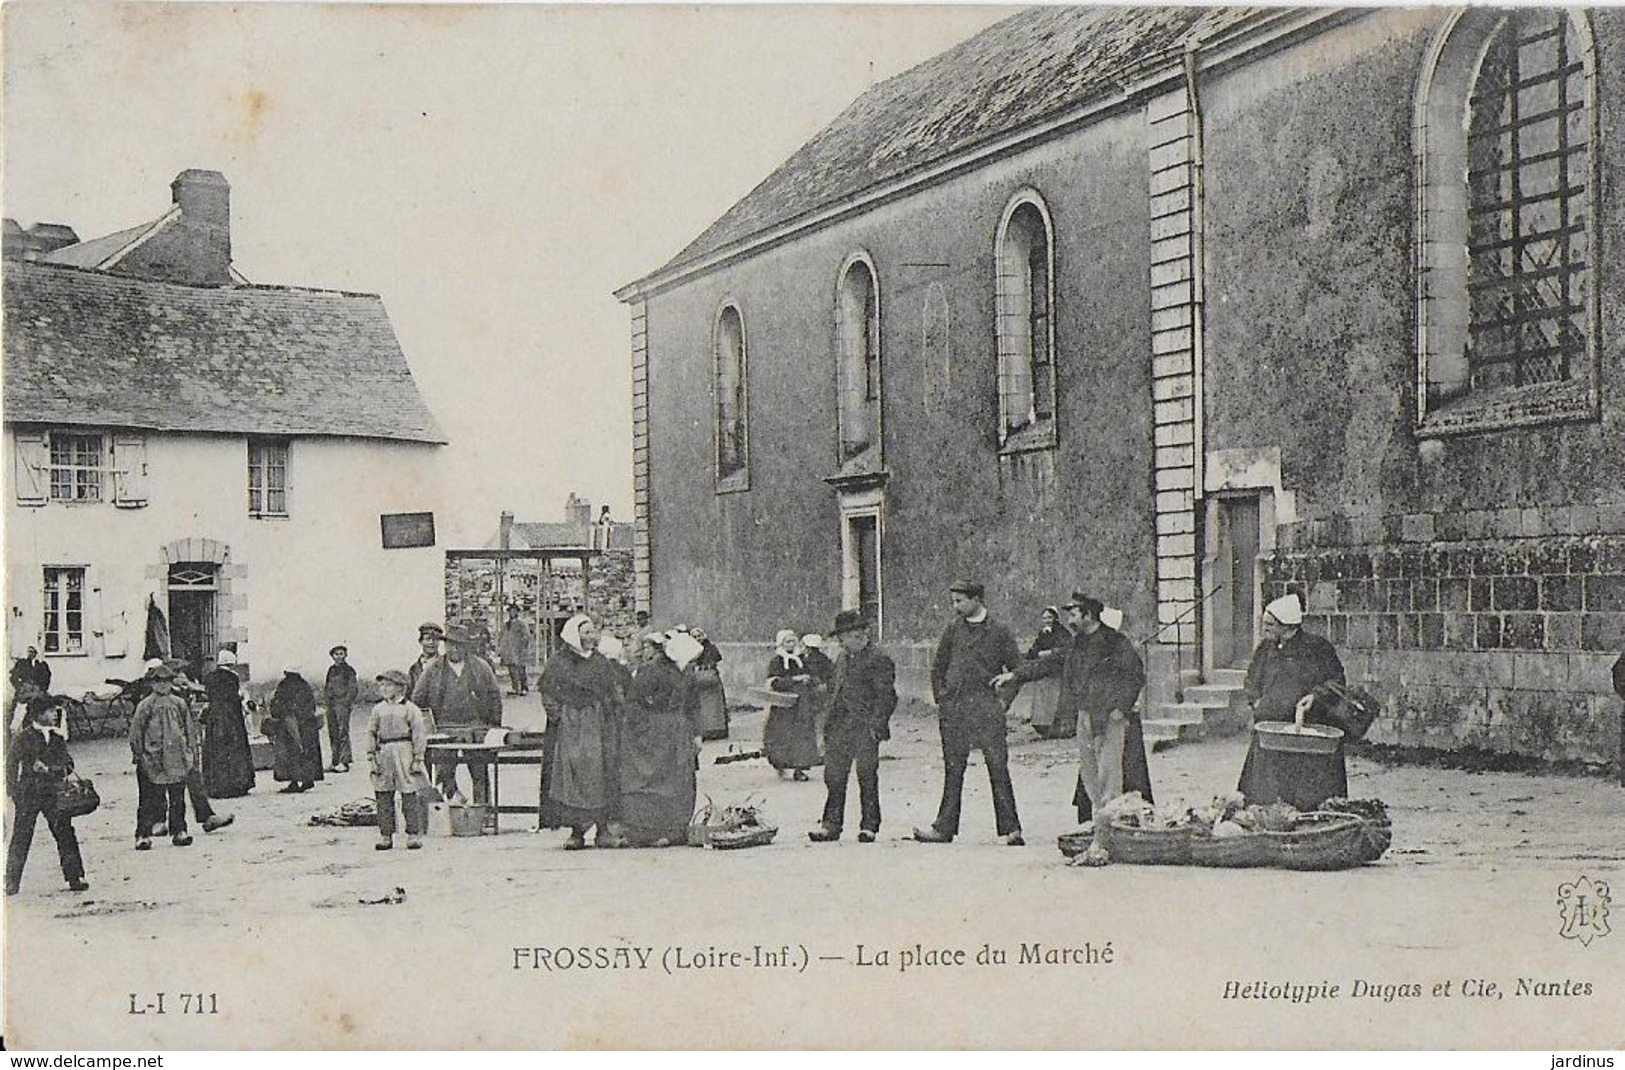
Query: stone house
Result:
<box><xmin>617</xmin><ymin>7</ymin><xmax>1624</xmax><ymax>764</ymax></box>
<box><xmin>4</xmin><ymin>169</ymin><xmax>448</xmax><ymax>690</ymax></box>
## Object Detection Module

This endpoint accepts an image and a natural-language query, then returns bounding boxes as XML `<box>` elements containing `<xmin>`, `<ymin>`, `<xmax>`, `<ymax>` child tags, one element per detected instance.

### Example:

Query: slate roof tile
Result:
<box><xmin>640</xmin><ymin>6</ymin><xmax>1256</xmax><ymax>283</ymax></box>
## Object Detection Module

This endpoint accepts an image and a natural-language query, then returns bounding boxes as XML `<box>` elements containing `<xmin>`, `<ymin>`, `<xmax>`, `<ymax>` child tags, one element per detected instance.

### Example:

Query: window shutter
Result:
<box><xmin>112</xmin><ymin>434</ymin><xmax>149</xmax><ymax>507</ymax></box>
<box><xmin>12</xmin><ymin>431</ymin><xmax>48</xmax><ymax>506</ymax></box>
<box><xmin>98</xmin><ymin>586</ymin><xmax>127</xmax><ymax>658</ymax></box>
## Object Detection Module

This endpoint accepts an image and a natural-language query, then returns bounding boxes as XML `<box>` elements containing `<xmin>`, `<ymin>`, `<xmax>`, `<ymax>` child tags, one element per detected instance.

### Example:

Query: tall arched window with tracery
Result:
<box><xmin>995</xmin><ymin>191</ymin><xmax>1057</xmax><ymax>450</ymax></box>
<box><xmin>713</xmin><ymin>303</ymin><xmax>749</xmax><ymax>489</ymax></box>
<box><xmin>836</xmin><ymin>254</ymin><xmax>881</xmax><ymax>463</ymax></box>
<box><xmin>1416</xmin><ymin>9</ymin><xmax>1599</xmax><ymax>435</ymax></box>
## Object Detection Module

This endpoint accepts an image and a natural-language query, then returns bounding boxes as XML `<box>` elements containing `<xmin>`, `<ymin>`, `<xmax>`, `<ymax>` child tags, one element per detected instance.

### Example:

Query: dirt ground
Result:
<box><xmin>4</xmin><ymin>695</ymin><xmax>1623</xmax><ymax>1050</ymax></box>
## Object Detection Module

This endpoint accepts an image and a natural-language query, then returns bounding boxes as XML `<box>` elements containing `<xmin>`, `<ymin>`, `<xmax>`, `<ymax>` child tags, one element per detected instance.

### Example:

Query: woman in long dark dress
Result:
<box><xmin>688</xmin><ymin>628</ymin><xmax>729</xmax><ymax>741</ymax></box>
<box><xmin>1237</xmin><ymin>595</ymin><xmax>1347</xmax><ymax>810</ymax></box>
<box><xmin>267</xmin><ymin>670</ymin><xmax>324</xmax><ymax>793</ymax></box>
<box><xmin>763</xmin><ymin>629</ymin><xmax>820</xmax><ymax>780</ymax></box>
<box><xmin>539</xmin><ymin>614</ymin><xmax>624</xmax><ymax>849</ymax></box>
<box><xmin>201</xmin><ymin>650</ymin><xmax>255</xmax><ymax>798</ymax></box>
<box><xmin>618</xmin><ymin>632</ymin><xmax>700</xmax><ymax>847</ymax></box>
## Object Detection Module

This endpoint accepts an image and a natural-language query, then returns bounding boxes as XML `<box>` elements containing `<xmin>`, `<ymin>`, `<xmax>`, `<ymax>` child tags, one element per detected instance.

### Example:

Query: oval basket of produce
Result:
<box><xmin>1260</xmin><ymin>812</ymin><xmax>1374</xmax><ymax>871</ymax></box>
<box><xmin>1253</xmin><ymin>720</ymin><xmax>1343</xmax><ymax>755</ymax></box>
<box><xmin>701</xmin><ymin>796</ymin><xmax>778</xmax><ymax>850</ymax></box>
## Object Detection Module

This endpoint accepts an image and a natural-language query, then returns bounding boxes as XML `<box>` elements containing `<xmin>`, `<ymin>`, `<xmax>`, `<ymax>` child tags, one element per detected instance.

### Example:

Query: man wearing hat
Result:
<box><xmin>411</xmin><ymin>625</ymin><xmax>503</xmax><ymax>804</ymax></box>
<box><xmin>998</xmin><ymin>594</ymin><xmax>1148</xmax><ymax>863</ymax></box>
<box><xmin>323</xmin><ymin>644</ymin><xmax>359</xmax><ymax>774</ymax></box>
<box><xmin>915</xmin><ymin>580</ymin><xmax>1024</xmax><ymax>845</ymax></box>
<box><xmin>1237</xmin><ymin>592</ymin><xmax>1348</xmax><ymax>809</ymax></box>
<box><xmin>809</xmin><ymin>610</ymin><xmax>897</xmax><ymax>843</ymax></box>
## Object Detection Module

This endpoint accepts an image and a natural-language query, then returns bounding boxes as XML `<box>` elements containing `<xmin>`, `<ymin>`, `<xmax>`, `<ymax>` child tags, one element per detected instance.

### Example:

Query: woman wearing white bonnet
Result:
<box><xmin>538</xmin><ymin>614</ymin><xmax>623</xmax><ymax>849</ymax></box>
<box><xmin>1237</xmin><ymin>592</ymin><xmax>1349</xmax><ymax>810</ymax></box>
<box><xmin>764</xmin><ymin>629</ymin><xmax>819</xmax><ymax>780</ymax></box>
<box><xmin>200</xmin><ymin>648</ymin><xmax>255</xmax><ymax>798</ymax></box>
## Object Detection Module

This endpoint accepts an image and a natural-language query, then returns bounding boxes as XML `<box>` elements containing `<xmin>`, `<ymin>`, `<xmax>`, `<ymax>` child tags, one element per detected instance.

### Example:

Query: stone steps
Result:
<box><xmin>1142</xmin><ymin>667</ymin><xmax>1250</xmax><ymax>750</ymax></box>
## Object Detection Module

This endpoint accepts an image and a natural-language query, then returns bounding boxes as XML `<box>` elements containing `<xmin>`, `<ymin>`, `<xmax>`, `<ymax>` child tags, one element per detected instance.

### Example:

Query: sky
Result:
<box><xmin>1</xmin><ymin>1</ymin><xmax>1012</xmax><ymax>544</ymax></box>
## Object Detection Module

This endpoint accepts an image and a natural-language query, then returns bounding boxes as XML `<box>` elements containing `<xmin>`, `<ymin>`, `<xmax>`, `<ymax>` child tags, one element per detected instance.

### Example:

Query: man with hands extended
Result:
<box><xmin>997</xmin><ymin>592</ymin><xmax>1145</xmax><ymax>867</ymax></box>
<box><xmin>808</xmin><ymin>610</ymin><xmax>897</xmax><ymax>844</ymax></box>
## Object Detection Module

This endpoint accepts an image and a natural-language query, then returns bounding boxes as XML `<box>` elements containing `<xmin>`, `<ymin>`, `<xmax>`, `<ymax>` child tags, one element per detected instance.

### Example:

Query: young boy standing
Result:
<box><xmin>366</xmin><ymin>669</ymin><xmax>429</xmax><ymax>850</ymax></box>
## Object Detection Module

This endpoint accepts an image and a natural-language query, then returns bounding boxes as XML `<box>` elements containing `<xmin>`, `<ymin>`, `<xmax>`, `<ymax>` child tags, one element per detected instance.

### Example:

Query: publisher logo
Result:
<box><xmin>1557</xmin><ymin>876</ymin><xmax>1611</xmax><ymax>947</ymax></box>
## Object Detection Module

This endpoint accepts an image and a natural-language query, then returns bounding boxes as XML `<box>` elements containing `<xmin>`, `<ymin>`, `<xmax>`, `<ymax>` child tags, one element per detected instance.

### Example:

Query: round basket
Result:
<box><xmin>751</xmin><ymin>687</ymin><xmax>802</xmax><ymax>709</ymax></box>
<box><xmin>1261</xmin><ymin>813</ymin><xmax>1371</xmax><ymax>870</ymax></box>
<box><xmin>1105</xmin><ymin>820</ymin><xmax>1192</xmax><ymax>865</ymax></box>
<box><xmin>1057</xmin><ymin>829</ymin><xmax>1094</xmax><ymax>859</ymax></box>
<box><xmin>1189</xmin><ymin>830</ymin><xmax>1273</xmax><ymax>868</ymax></box>
<box><xmin>1254</xmin><ymin>720</ymin><xmax>1344</xmax><ymax>755</ymax></box>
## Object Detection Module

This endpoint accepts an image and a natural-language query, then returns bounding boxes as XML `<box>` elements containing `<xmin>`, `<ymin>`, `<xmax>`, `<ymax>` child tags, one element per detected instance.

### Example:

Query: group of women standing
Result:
<box><xmin>536</xmin><ymin>614</ymin><xmax>712</xmax><ymax>849</ymax></box>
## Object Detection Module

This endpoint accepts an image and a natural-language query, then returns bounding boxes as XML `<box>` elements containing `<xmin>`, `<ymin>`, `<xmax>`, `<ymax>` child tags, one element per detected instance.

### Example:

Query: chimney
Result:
<box><xmin>169</xmin><ymin>169</ymin><xmax>232</xmax><ymax>283</ymax></box>
<box><xmin>565</xmin><ymin>493</ymin><xmax>591</xmax><ymax>527</ymax></box>
<box><xmin>499</xmin><ymin>511</ymin><xmax>514</xmax><ymax>551</ymax></box>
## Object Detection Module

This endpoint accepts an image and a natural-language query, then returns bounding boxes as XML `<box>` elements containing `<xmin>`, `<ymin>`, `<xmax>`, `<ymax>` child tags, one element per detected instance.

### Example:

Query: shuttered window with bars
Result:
<box><xmin>1416</xmin><ymin>10</ymin><xmax>1599</xmax><ymax>435</ymax></box>
<box><xmin>1465</xmin><ymin>11</ymin><xmax>1589</xmax><ymax>391</ymax></box>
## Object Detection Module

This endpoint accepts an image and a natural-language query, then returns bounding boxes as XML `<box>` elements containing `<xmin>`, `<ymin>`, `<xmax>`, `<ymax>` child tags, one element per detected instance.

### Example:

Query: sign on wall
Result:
<box><xmin>380</xmin><ymin>511</ymin><xmax>436</xmax><ymax>549</ymax></box>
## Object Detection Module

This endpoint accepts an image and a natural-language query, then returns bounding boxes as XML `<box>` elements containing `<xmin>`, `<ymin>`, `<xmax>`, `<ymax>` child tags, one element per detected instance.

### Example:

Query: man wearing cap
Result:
<box><xmin>129</xmin><ymin>664</ymin><xmax>199</xmax><ymax>849</ymax></box>
<box><xmin>809</xmin><ymin>610</ymin><xmax>897</xmax><ymax>843</ymax></box>
<box><xmin>915</xmin><ymin>580</ymin><xmax>1024</xmax><ymax>845</ymax></box>
<box><xmin>411</xmin><ymin>625</ymin><xmax>503</xmax><ymax>804</ymax></box>
<box><xmin>998</xmin><ymin>594</ymin><xmax>1146</xmax><ymax>863</ymax></box>
<box><xmin>407</xmin><ymin>622</ymin><xmax>444</xmax><ymax>704</ymax></box>
<box><xmin>323</xmin><ymin>644</ymin><xmax>359</xmax><ymax>774</ymax></box>
<box><xmin>1237</xmin><ymin>593</ymin><xmax>1347</xmax><ymax>809</ymax></box>
<box><xmin>497</xmin><ymin>606</ymin><xmax>533</xmax><ymax>697</ymax></box>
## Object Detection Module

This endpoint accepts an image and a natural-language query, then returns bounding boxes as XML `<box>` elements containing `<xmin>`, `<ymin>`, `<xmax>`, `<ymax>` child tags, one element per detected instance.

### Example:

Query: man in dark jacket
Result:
<box><xmin>323</xmin><ymin>644</ymin><xmax>359</xmax><ymax>773</ymax></box>
<box><xmin>809</xmin><ymin>610</ymin><xmax>897</xmax><ymax>843</ymax></box>
<box><xmin>1612</xmin><ymin>649</ymin><xmax>1624</xmax><ymax>786</ymax></box>
<box><xmin>1000</xmin><ymin>593</ymin><xmax>1147</xmax><ymax>855</ymax></box>
<box><xmin>412</xmin><ymin>626</ymin><xmax>503</xmax><ymax>804</ymax></box>
<box><xmin>1237</xmin><ymin>593</ymin><xmax>1347</xmax><ymax>809</ymax></box>
<box><xmin>9</xmin><ymin>646</ymin><xmax>51</xmax><ymax>697</ymax></box>
<box><xmin>915</xmin><ymin>580</ymin><xmax>1024</xmax><ymax>845</ymax></box>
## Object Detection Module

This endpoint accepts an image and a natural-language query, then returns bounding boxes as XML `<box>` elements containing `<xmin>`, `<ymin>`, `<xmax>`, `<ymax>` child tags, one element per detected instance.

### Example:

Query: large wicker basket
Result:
<box><xmin>1188</xmin><ymin>830</ymin><xmax>1274</xmax><ymax>868</ymax></box>
<box><xmin>1261</xmin><ymin>813</ymin><xmax>1372</xmax><ymax>870</ymax></box>
<box><xmin>1105</xmin><ymin>820</ymin><xmax>1192</xmax><ymax>865</ymax></box>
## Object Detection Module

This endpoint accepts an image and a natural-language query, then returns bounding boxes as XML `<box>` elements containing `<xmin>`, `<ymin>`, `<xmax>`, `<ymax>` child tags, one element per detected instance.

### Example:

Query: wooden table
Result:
<box><xmin>423</xmin><ymin>741</ymin><xmax>548</xmax><ymax>834</ymax></box>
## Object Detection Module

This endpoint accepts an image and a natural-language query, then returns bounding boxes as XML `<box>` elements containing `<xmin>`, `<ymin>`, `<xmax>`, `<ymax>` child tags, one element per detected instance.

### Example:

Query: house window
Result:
<box><xmin>837</xmin><ymin>254</ymin><xmax>882</xmax><ymax>463</ymax></box>
<box><xmin>48</xmin><ymin>432</ymin><xmax>103</xmax><ymax>502</ymax></box>
<box><xmin>713</xmin><ymin>304</ymin><xmax>749</xmax><ymax>490</ymax></box>
<box><xmin>995</xmin><ymin>192</ymin><xmax>1057</xmax><ymax>451</ymax></box>
<box><xmin>41</xmin><ymin>567</ymin><xmax>85</xmax><ymax>654</ymax></box>
<box><xmin>248</xmin><ymin>438</ymin><xmax>289</xmax><ymax>516</ymax></box>
<box><xmin>1416</xmin><ymin>10</ymin><xmax>1598</xmax><ymax>435</ymax></box>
